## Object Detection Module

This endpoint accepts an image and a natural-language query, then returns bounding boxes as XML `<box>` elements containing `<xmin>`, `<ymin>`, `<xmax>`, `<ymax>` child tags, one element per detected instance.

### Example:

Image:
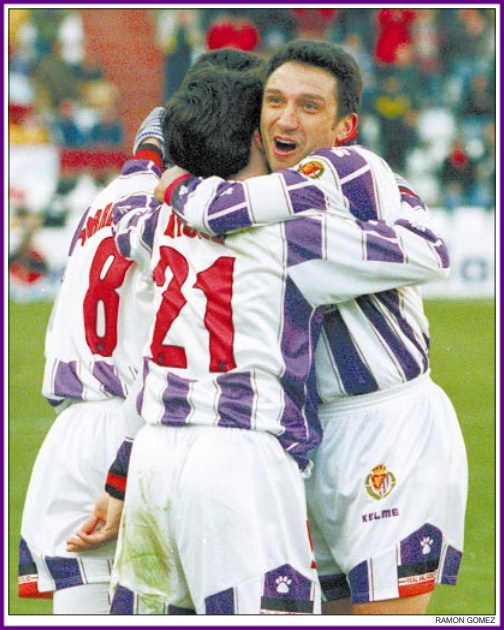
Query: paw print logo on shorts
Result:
<box><xmin>275</xmin><ymin>576</ymin><xmax>292</xmax><ymax>594</ymax></box>
<box><xmin>420</xmin><ymin>537</ymin><xmax>434</xmax><ymax>554</ymax></box>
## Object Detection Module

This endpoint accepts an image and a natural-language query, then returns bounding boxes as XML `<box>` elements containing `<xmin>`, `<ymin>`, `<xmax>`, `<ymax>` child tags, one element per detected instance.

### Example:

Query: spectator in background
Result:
<box><xmin>9</xmin><ymin>205</ymin><xmax>50</xmax><ymax>299</ymax></box>
<box><xmin>8</xmin><ymin>8</ymin><xmax>37</xmax><ymax>85</ymax></box>
<box><xmin>466</xmin><ymin>121</ymin><xmax>495</xmax><ymax>210</ymax></box>
<box><xmin>374</xmin><ymin>74</ymin><xmax>417</xmax><ymax>172</ymax></box>
<box><xmin>9</xmin><ymin>8</ymin><xmax>33</xmax><ymax>49</ymax></box>
<box><xmin>290</xmin><ymin>9</ymin><xmax>338</xmax><ymax>40</ymax></box>
<box><xmin>51</xmin><ymin>98</ymin><xmax>89</xmax><ymax>148</ymax></box>
<box><xmin>71</xmin><ymin>48</ymin><xmax>105</xmax><ymax>83</ymax></box>
<box><xmin>9</xmin><ymin>55</ymin><xmax>36</xmax><ymax>110</ymax></box>
<box><xmin>439</xmin><ymin>139</ymin><xmax>476</xmax><ymax>212</ymax></box>
<box><xmin>439</xmin><ymin>9</ymin><xmax>494</xmax><ymax>103</ymax></box>
<box><xmin>374</xmin><ymin>9</ymin><xmax>416</xmax><ymax>76</ymax></box>
<box><xmin>9</xmin><ymin>106</ymin><xmax>50</xmax><ymax>145</ymax></box>
<box><xmin>246</xmin><ymin>9</ymin><xmax>298</xmax><ymax>54</ymax></box>
<box><xmin>456</xmin><ymin>9</ymin><xmax>494</xmax><ymax>75</ymax></box>
<box><xmin>57</xmin><ymin>9</ymin><xmax>85</xmax><ymax>68</ymax></box>
<box><xmin>81</xmin><ymin>79</ymin><xmax>124</xmax><ymax>148</ymax></box>
<box><xmin>336</xmin><ymin>9</ymin><xmax>374</xmax><ymax>44</ymax></box>
<box><xmin>33</xmin><ymin>40</ymin><xmax>81</xmax><ymax>110</ymax></box>
<box><xmin>461</xmin><ymin>73</ymin><xmax>495</xmax><ymax>143</ymax></box>
<box><xmin>48</xmin><ymin>66</ymin><xmax>123</xmax><ymax>150</ymax></box>
<box><xmin>342</xmin><ymin>33</ymin><xmax>376</xmax><ymax>111</ymax></box>
<box><xmin>155</xmin><ymin>9</ymin><xmax>204</xmax><ymax>101</ymax></box>
<box><xmin>90</xmin><ymin>103</ymin><xmax>124</xmax><ymax>148</ymax></box>
<box><xmin>206</xmin><ymin>10</ymin><xmax>260</xmax><ymax>52</ymax></box>
<box><xmin>411</xmin><ymin>9</ymin><xmax>441</xmax><ymax>106</ymax></box>
<box><xmin>30</xmin><ymin>8</ymin><xmax>68</xmax><ymax>59</ymax></box>
<box><xmin>463</xmin><ymin>73</ymin><xmax>495</xmax><ymax>119</ymax></box>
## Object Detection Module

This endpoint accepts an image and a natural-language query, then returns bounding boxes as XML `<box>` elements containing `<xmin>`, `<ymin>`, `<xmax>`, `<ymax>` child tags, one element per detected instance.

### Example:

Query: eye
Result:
<box><xmin>303</xmin><ymin>101</ymin><xmax>319</xmax><ymax>112</ymax></box>
<box><xmin>265</xmin><ymin>94</ymin><xmax>283</xmax><ymax>106</ymax></box>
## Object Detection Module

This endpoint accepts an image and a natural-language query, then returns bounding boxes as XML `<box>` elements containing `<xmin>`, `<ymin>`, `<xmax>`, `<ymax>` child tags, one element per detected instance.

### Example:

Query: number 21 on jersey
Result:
<box><xmin>151</xmin><ymin>247</ymin><xmax>237</xmax><ymax>373</ymax></box>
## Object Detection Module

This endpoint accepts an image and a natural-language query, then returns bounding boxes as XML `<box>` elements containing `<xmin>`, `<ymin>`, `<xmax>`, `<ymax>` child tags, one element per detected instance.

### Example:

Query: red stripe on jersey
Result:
<box><xmin>164</xmin><ymin>173</ymin><xmax>193</xmax><ymax>205</ymax></box>
<box><xmin>398</xmin><ymin>185</ymin><xmax>419</xmax><ymax>199</ymax></box>
<box><xmin>106</xmin><ymin>471</ymin><xmax>127</xmax><ymax>493</ymax></box>
<box><xmin>306</xmin><ymin>521</ymin><xmax>317</xmax><ymax>569</ymax></box>
<box><xmin>306</xmin><ymin>520</ymin><xmax>314</xmax><ymax>551</ymax></box>
<box><xmin>134</xmin><ymin>146</ymin><xmax>163</xmax><ymax>168</ymax></box>
<box><xmin>398</xmin><ymin>573</ymin><xmax>436</xmax><ymax>598</ymax></box>
<box><xmin>18</xmin><ymin>576</ymin><xmax>53</xmax><ymax>599</ymax></box>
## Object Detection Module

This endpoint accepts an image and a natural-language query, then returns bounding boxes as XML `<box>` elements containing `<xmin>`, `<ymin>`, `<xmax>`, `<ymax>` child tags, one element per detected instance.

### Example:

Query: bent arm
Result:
<box><xmin>111</xmin><ymin>160</ymin><xmax>162</xmax><ymax>271</ymax></box>
<box><xmin>167</xmin><ymin>166</ymin><xmax>333</xmax><ymax>235</ymax></box>
<box><xmin>168</xmin><ymin>146</ymin><xmax>442</xmax><ymax>240</ymax></box>
<box><xmin>286</xmin><ymin>213</ymin><xmax>449</xmax><ymax>306</ymax></box>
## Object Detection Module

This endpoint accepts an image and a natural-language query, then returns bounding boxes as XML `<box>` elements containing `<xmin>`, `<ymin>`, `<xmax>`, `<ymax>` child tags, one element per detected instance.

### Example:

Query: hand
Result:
<box><xmin>154</xmin><ymin>166</ymin><xmax>190</xmax><ymax>202</ymax></box>
<box><xmin>66</xmin><ymin>493</ymin><xmax>124</xmax><ymax>552</ymax></box>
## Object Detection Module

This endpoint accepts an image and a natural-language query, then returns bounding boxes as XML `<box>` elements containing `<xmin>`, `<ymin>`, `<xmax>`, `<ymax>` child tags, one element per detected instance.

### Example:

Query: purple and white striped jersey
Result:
<box><xmin>113</xmin><ymin>158</ymin><xmax>448</xmax><ymax>471</ymax></box>
<box><xmin>169</xmin><ymin>145</ymin><xmax>450</xmax><ymax>401</ymax></box>
<box><xmin>42</xmin><ymin>160</ymin><xmax>159</xmax><ymax>408</ymax></box>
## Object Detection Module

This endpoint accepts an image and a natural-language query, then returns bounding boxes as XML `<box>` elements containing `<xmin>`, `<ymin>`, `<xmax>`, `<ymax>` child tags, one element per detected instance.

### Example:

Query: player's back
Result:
<box><xmin>42</xmin><ymin>163</ymin><xmax>158</xmax><ymax>408</ymax></box>
<box><xmin>134</xmin><ymin>205</ymin><xmax>325</xmax><ymax>472</ymax></box>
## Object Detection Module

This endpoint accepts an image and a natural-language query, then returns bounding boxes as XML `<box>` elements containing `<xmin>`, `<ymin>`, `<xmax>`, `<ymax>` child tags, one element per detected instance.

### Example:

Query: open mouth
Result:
<box><xmin>274</xmin><ymin>138</ymin><xmax>298</xmax><ymax>153</ymax></box>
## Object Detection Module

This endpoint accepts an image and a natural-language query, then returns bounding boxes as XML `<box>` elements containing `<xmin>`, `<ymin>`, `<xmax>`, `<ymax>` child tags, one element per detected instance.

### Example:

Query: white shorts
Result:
<box><xmin>110</xmin><ymin>424</ymin><xmax>320</xmax><ymax>615</ymax></box>
<box><xmin>19</xmin><ymin>398</ymin><xmax>127</xmax><ymax>596</ymax></box>
<box><xmin>305</xmin><ymin>374</ymin><xmax>468</xmax><ymax>604</ymax></box>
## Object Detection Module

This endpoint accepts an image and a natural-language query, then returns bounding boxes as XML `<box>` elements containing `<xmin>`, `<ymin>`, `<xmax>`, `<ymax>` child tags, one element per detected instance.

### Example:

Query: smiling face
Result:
<box><xmin>260</xmin><ymin>61</ymin><xmax>353</xmax><ymax>172</ymax></box>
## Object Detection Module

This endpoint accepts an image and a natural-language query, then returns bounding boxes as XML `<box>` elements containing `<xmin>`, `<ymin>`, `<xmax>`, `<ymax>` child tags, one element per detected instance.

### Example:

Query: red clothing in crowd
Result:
<box><xmin>206</xmin><ymin>16</ymin><xmax>259</xmax><ymax>51</ymax></box>
<box><xmin>374</xmin><ymin>9</ymin><xmax>416</xmax><ymax>65</ymax></box>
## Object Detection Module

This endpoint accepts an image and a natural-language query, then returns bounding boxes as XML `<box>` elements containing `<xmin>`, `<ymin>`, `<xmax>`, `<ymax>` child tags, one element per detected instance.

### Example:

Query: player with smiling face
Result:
<box><xmin>161</xmin><ymin>39</ymin><xmax>468</xmax><ymax>617</ymax></box>
<box><xmin>261</xmin><ymin>60</ymin><xmax>357</xmax><ymax>172</ymax></box>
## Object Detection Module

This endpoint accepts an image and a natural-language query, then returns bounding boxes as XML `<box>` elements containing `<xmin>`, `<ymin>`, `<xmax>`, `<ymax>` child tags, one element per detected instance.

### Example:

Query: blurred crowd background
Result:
<box><xmin>8</xmin><ymin>7</ymin><xmax>496</xmax><ymax>301</ymax></box>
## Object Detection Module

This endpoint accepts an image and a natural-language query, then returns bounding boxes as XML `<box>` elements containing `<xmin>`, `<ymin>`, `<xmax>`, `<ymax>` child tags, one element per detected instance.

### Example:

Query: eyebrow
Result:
<box><xmin>264</xmin><ymin>88</ymin><xmax>326</xmax><ymax>103</ymax></box>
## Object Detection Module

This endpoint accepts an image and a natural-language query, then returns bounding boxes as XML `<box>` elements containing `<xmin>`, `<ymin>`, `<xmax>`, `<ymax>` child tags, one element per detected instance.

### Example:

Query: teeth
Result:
<box><xmin>276</xmin><ymin>139</ymin><xmax>296</xmax><ymax>151</ymax></box>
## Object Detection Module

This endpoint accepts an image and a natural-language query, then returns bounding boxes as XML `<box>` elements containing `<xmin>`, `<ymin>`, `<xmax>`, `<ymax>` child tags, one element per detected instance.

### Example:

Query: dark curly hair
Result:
<box><xmin>188</xmin><ymin>47</ymin><xmax>264</xmax><ymax>75</ymax></box>
<box><xmin>162</xmin><ymin>67</ymin><xmax>262</xmax><ymax>179</ymax></box>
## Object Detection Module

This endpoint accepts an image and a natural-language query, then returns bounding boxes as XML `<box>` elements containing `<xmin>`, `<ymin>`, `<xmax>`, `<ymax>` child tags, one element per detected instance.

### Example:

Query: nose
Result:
<box><xmin>277</xmin><ymin>103</ymin><xmax>299</xmax><ymax>131</ymax></box>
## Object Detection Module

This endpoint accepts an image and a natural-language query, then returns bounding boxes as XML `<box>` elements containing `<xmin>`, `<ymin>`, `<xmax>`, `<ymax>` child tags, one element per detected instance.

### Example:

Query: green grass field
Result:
<box><xmin>7</xmin><ymin>298</ymin><xmax>496</xmax><ymax>616</ymax></box>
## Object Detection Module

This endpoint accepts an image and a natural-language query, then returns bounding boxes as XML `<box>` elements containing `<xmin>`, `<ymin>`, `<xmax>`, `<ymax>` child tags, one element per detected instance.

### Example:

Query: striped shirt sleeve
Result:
<box><xmin>111</xmin><ymin>159</ymin><xmax>162</xmax><ymax>270</ymax></box>
<box><xmin>286</xmin><ymin>212</ymin><xmax>450</xmax><ymax>307</ymax></box>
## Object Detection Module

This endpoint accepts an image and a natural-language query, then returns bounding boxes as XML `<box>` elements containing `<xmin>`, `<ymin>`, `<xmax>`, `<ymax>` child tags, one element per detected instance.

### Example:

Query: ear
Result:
<box><xmin>252</xmin><ymin>129</ymin><xmax>264</xmax><ymax>152</ymax></box>
<box><xmin>249</xmin><ymin>131</ymin><xmax>265</xmax><ymax>163</ymax></box>
<box><xmin>334</xmin><ymin>113</ymin><xmax>359</xmax><ymax>145</ymax></box>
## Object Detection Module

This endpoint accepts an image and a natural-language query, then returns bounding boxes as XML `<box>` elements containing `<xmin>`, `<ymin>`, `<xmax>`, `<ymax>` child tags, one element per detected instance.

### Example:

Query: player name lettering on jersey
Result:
<box><xmin>79</xmin><ymin>202</ymin><xmax>113</xmax><ymax>246</ymax></box>
<box><xmin>164</xmin><ymin>211</ymin><xmax>225</xmax><ymax>245</ymax></box>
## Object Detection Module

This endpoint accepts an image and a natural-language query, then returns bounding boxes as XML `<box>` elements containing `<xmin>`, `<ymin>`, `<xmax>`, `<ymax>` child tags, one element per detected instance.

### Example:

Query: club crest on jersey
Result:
<box><xmin>298</xmin><ymin>160</ymin><xmax>325</xmax><ymax>179</ymax></box>
<box><xmin>365</xmin><ymin>464</ymin><xmax>396</xmax><ymax>500</ymax></box>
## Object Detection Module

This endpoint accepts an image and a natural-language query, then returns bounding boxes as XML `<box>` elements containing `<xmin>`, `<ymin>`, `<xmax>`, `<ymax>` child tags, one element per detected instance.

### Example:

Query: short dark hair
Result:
<box><xmin>163</xmin><ymin>67</ymin><xmax>262</xmax><ymax>179</ymax></box>
<box><xmin>190</xmin><ymin>47</ymin><xmax>264</xmax><ymax>74</ymax></box>
<box><xmin>264</xmin><ymin>39</ymin><xmax>362</xmax><ymax>117</ymax></box>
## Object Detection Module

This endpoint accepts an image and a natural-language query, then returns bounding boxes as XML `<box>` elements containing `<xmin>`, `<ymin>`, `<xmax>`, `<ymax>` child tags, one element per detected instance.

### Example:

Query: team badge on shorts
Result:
<box><xmin>298</xmin><ymin>160</ymin><xmax>325</xmax><ymax>179</ymax></box>
<box><xmin>365</xmin><ymin>464</ymin><xmax>396</xmax><ymax>500</ymax></box>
